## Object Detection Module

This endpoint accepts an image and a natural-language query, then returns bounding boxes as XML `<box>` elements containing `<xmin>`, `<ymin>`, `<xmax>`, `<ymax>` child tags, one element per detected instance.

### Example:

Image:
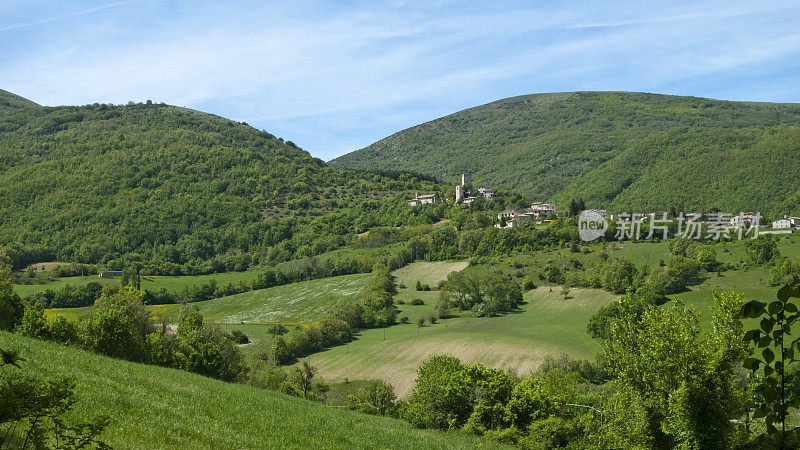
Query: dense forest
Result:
<box><xmin>0</xmin><ymin>90</ymin><xmax>453</xmax><ymax>272</ymax></box>
<box><xmin>331</xmin><ymin>91</ymin><xmax>800</xmax><ymax>215</ymax></box>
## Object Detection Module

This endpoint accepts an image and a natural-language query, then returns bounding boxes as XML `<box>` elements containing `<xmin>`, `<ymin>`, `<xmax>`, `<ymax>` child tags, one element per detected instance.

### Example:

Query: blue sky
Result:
<box><xmin>2</xmin><ymin>1</ymin><xmax>800</xmax><ymax>160</ymax></box>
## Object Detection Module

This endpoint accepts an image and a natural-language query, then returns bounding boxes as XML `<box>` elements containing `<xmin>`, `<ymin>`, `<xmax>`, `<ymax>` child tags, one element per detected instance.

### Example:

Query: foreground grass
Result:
<box><xmin>0</xmin><ymin>332</ymin><xmax>504</xmax><ymax>449</ymax></box>
<box><xmin>306</xmin><ymin>287</ymin><xmax>616</xmax><ymax>397</ymax></box>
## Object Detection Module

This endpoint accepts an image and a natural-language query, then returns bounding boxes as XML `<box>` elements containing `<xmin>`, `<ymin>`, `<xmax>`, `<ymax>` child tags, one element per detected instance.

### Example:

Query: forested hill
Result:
<box><xmin>331</xmin><ymin>91</ymin><xmax>800</xmax><ymax>215</ymax></box>
<box><xmin>0</xmin><ymin>93</ymin><xmax>442</xmax><ymax>271</ymax></box>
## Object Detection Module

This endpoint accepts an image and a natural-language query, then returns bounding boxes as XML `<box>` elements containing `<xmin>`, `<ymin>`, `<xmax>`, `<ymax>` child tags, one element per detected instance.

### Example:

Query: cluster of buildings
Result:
<box><xmin>408</xmin><ymin>173</ymin><xmax>495</xmax><ymax>207</ymax></box>
<box><xmin>495</xmin><ymin>202</ymin><xmax>558</xmax><ymax>228</ymax></box>
<box><xmin>454</xmin><ymin>174</ymin><xmax>495</xmax><ymax>204</ymax></box>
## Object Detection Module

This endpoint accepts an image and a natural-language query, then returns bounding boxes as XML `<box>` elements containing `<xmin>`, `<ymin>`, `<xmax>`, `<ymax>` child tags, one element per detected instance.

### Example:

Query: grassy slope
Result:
<box><xmin>0</xmin><ymin>333</ymin><xmax>503</xmax><ymax>449</ymax></box>
<box><xmin>44</xmin><ymin>273</ymin><xmax>371</xmax><ymax>325</ymax></box>
<box><xmin>331</xmin><ymin>91</ymin><xmax>800</xmax><ymax>215</ymax></box>
<box><xmin>151</xmin><ymin>273</ymin><xmax>370</xmax><ymax>324</ymax></box>
<box><xmin>308</xmin><ymin>287</ymin><xmax>616</xmax><ymax>397</ymax></box>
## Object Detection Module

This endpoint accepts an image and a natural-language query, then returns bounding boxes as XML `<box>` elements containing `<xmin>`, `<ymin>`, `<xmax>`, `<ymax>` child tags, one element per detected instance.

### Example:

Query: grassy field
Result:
<box><xmin>45</xmin><ymin>273</ymin><xmax>371</xmax><ymax>329</ymax></box>
<box><xmin>13</xmin><ymin>269</ymin><xmax>262</xmax><ymax>298</ymax></box>
<box><xmin>155</xmin><ymin>273</ymin><xmax>370</xmax><ymax>324</ymax></box>
<box><xmin>0</xmin><ymin>332</ymin><xmax>504</xmax><ymax>449</ymax></box>
<box><xmin>306</xmin><ymin>287</ymin><xmax>616</xmax><ymax>397</ymax></box>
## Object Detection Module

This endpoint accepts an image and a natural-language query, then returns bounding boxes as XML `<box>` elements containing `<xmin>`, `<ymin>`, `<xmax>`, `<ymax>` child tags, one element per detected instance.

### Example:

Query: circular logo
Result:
<box><xmin>578</xmin><ymin>210</ymin><xmax>608</xmax><ymax>241</ymax></box>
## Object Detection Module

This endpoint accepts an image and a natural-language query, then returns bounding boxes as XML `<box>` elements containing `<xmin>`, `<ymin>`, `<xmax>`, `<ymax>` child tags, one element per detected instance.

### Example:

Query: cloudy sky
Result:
<box><xmin>2</xmin><ymin>0</ymin><xmax>800</xmax><ymax>160</ymax></box>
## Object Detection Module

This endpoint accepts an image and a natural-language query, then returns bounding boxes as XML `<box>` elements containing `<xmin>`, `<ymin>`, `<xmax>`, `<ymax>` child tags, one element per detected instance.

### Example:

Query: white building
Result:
<box><xmin>477</xmin><ymin>187</ymin><xmax>495</xmax><ymax>199</ymax></box>
<box><xmin>498</xmin><ymin>210</ymin><xmax>516</xmax><ymax>220</ymax></box>
<box><xmin>531</xmin><ymin>202</ymin><xmax>557</xmax><ymax>215</ymax></box>
<box><xmin>409</xmin><ymin>193</ymin><xmax>439</xmax><ymax>206</ymax></box>
<box><xmin>773</xmin><ymin>217</ymin><xmax>792</xmax><ymax>229</ymax></box>
<box><xmin>585</xmin><ymin>209</ymin><xmax>607</xmax><ymax>217</ymax></box>
<box><xmin>730</xmin><ymin>212</ymin><xmax>755</xmax><ymax>228</ymax></box>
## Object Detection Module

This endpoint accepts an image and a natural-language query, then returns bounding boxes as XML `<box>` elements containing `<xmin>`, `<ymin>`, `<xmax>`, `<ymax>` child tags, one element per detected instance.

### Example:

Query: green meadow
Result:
<box><xmin>306</xmin><ymin>287</ymin><xmax>616</xmax><ymax>397</ymax></box>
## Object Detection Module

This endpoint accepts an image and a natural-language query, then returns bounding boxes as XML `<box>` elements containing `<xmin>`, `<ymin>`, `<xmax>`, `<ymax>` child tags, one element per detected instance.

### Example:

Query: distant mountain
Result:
<box><xmin>0</xmin><ymin>92</ymin><xmax>440</xmax><ymax>269</ymax></box>
<box><xmin>331</xmin><ymin>91</ymin><xmax>800</xmax><ymax>215</ymax></box>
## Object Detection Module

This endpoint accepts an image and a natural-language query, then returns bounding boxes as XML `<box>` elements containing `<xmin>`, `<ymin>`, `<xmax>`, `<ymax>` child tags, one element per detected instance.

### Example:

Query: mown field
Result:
<box><xmin>307</xmin><ymin>287</ymin><xmax>616</xmax><ymax>397</ymax></box>
<box><xmin>0</xmin><ymin>332</ymin><xmax>504</xmax><ymax>449</ymax></box>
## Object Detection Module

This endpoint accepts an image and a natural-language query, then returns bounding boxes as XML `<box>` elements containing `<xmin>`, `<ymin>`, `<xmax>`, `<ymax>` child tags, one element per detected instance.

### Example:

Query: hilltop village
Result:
<box><xmin>408</xmin><ymin>173</ymin><xmax>558</xmax><ymax>227</ymax></box>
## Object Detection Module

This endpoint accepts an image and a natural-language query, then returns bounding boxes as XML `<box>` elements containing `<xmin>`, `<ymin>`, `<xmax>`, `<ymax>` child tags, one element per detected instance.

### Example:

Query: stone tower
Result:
<box><xmin>461</xmin><ymin>173</ymin><xmax>471</xmax><ymax>186</ymax></box>
<box><xmin>455</xmin><ymin>185</ymin><xmax>463</xmax><ymax>203</ymax></box>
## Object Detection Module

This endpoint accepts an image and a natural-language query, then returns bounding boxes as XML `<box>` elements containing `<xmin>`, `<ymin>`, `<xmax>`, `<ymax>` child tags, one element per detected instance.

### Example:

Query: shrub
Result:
<box><xmin>410</xmin><ymin>299</ymin><xmax>425</xmax><ymax>305</ymax></box>
<box><xmin>80</xmin><ymin>286</ymin><xmax>153</xmax><ymax>361</ymax></box>
<box><xmin>47</xmin><ymin>316</ymin><xmax>79</xmax><ymax>344</ymax></box>
<box><xmin>428</xmin><ymin>315</ymin><xmax>438</xmax><ymax>324</ymax></box>
<box><xmin>267</xmin><ymin>323</ymin><xmax>289</xmax><ymax>335</ymax></box>
<box><xmin>228</xmin><ymin>329</ymin><xmax>249</xmax><ymax>344</ymax></box>
<box><xmin>399</xmin><ymin>316</ymin><xmax>410</xmax><ymax>324</ymax></box>
<box><xmin>173</xmin><ymin>307</ymin><xmax>248</xmax><ymax>382</ymax></box>
<box><xmin>16</xmin><ymin>304</ymin><xmax>49</xmax><ymax>339</ymax></box>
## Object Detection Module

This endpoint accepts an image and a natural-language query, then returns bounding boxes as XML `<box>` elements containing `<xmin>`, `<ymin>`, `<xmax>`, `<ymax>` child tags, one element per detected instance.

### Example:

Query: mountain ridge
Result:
<box><xmin>331</xmin><ymin>91</ymin><xmax>800</xmax><ymax>215</ymax></box>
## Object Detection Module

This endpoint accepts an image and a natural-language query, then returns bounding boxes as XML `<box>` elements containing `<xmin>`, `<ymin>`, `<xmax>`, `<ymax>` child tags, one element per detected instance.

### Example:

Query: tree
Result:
<box><xmin>292</xmin><ymin>361</ymin><xmax>317</xmax><ymax>399</ymax></box>
<box><xmin>403</xmin><ymin>355</ymin><xmax>474</xmax><ymax>429</ymax></box>
<box><xmin>173</xmin><ymin>306</ymin><xmax>248</xmax><ymax>382</ymax></box>
<box><xmin>80</xmin><ymin>286</ymin><xmax>153</xmax><ymax>361</ymax></box>
<box><xmin>741</xmin><ymin>281</ymin><xmax>800</xmax><ymax>447</ymax></box>
<box><xmin>745</xmin><ymin>235</ymin><xmax>780</xmax><ymax>265</ymax></box>
<box><xmin>604</xmin><ymin>292</ymin><xmax>747</xmax><ymax>448</ymax></box>
<box><xmin>0</xmin><ymin>267</ymin><xmax>24</xmax><ymax>331</ymax></box>
<box><xmin>601</xmin><ymin>257</ymin><xmax>638</xmax><ymax>294</ymax></box>
<box><xmin>436</xmin><ymin>291</ymin><xmax>451</xmax><ymax>319</ymax></box>
<box><xmin>16</xmin><ymin>305</ymin><xmax>49</xmax><ymax>339</ymax></box>
<box><xmin>349</xmin><ymin>380</ymin><xmax>397</xmax><ymax>416</ymax></box>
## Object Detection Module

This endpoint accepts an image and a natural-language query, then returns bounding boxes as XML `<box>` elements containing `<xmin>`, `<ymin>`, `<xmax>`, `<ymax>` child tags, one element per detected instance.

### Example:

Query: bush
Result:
<box><xmin>228</xmin><ymin>329</ymin><xmax>249</xmax><ymax>344</ymax></box>
<box><xmin>267</xmin><ymin>324</ymin><xmax>289</xmax><ymax>335</ymax></box>
<box><xmin>47</xmin><ymin>316</ymin><xmax>79</xmax><ymax>344</ymax></box>
<box><xmin>16</xmin><ymin>304</ymin><xmax>49</xmax><ymax>339</ymax></box>
<box><xmin>428</xmin><ymin>315</ymin><xmax>438</xmax><ymax>324</ymax></box>
<box><xmin>172</xmin><ymin>306</ymin><xmax>248</xmax><ymax>382</ymax></box>
<box><xmin>410</xmin><ymin>299</ymin><xmax>425</xmax><ymax>305</ymax></box>
<box><xmin>80</xmin><ymin>286</ymin><xmax>154</xmax><ymax>361</ymax></box>
<box><xmin>399</xmin><ymin>316</ymin><xmax>410</xmax><ymax>324</ymax></box>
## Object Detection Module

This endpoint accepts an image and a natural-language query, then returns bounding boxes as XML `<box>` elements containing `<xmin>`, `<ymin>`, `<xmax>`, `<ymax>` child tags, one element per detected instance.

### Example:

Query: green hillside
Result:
<box><xmin>0</xmin><ymin>332</ymin><xmax>503</xmax><ymax>449</ymax></box>
<box><xmin>331</xmin><ymin>91</ymin><xmax>800</xmax><ymax>215</ymax></box>
<box><xmin>0</xmin><ymin>89</ymin><xmax>40</xmax><ymax>112</ymax></box>
<box><xmin>0</xmin><ymin>92</ymin><xmax>443</xmax><ymax>272</ymax></box>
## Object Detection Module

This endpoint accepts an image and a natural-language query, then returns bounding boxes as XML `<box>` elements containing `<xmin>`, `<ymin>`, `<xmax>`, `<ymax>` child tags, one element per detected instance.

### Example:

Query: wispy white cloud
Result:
<box><xmin>0</xmin><ymin>1</ymin><xmax>137</xmax><ymax>33</ymax></box>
